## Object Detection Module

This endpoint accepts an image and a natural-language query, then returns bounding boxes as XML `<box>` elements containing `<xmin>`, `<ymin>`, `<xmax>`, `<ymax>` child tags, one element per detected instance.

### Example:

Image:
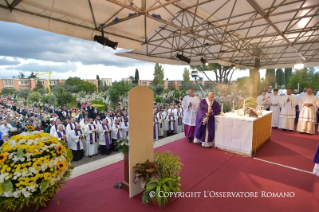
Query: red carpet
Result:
<box><xmin>254</xmin><ymin>125</ymin><xmax>319</xmax><ymax>172</ymax></box>
<box><xmin>42</xmin><ymin>132</ymin><xmax>319</xmax><ymax>212</ymax></box>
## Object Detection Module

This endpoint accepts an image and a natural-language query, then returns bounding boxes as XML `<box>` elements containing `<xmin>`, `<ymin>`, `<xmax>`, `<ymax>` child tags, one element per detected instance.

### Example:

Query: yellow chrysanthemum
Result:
<box><xmin>57</xmin><ymin>145</ymin><xmax>64</xmax><ymax>154</ymax></box>
<box><xmin>0</xmin><ymin>153</ymin><xmax>7</xmax><ymax>163</ymax></box>
<box><xmin>57</xmin><ymin>161</ymin><xmax>66</xmax><ymax>170</ymax></box>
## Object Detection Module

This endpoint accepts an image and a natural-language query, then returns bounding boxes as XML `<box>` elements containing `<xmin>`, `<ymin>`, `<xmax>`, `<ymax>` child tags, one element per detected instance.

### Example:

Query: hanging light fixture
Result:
<box><xmin>294</xmin><ymin>62</ymin><xmax>304</xmax><ymax>69</ymax></box>
<box><xmin>176</xmin><ymin>53</ymin><xmax>191</xmax><ymax>64</ymax></box>
<box><xmin>200</xmin><ymin>57</ymin><xmax>208</xmax><ymax>66</ymax></box>
<box><xmin>94</xmin><ymin>30</ymin><xmax>118</xmax><ymax>50</ymax></box>
<box><xmin>231</xmin><ymin>64</ymin><xmax>236</xmax><ymax>69</ymax></box>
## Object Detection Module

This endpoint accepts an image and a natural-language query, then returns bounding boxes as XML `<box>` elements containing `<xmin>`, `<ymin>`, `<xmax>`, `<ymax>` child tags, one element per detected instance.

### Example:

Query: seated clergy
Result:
<box><xmin>84</xmin><ymin>118</ymin><xmax>98</xmax><ymax>157</ymax></box>
<box><xmin>54</xmin><ymin>124</ymin><xmax>68</xmax><ymax>148</ymax></box>
<box><xmin>153</xmin><ymin>113</ymin><xmax>159</xmax><ymax>141</ymax></box>
<box><xmin>69</xmin><ymin>124</ymin><xmax>84</xmax><ymax>161</ymax></box>
<box><xmin>98</xmin><ymin>119</ymin><xmax>112</xmax><ymax>155</ymax></box>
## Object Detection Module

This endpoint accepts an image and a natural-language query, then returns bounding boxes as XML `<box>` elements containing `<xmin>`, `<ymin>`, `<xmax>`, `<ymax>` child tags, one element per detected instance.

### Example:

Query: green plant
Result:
<box><xmin>114</xmin><ymin>137</ymin><xmax>129</xmax><ymax>153</ymax></box>
<box><xmin>154</xmin><ymin>151</ymin><xmax>183</xmax><ymax>177</ymax></box>
<box><xmin>143</xmin><ymin>176</ymin><xmax>181</xmax><ymax>206</ymax></box>
<box><xmin>223</xmin><ymin>102</ymin><xmax>232</xmax><ymax>113</ymax></box>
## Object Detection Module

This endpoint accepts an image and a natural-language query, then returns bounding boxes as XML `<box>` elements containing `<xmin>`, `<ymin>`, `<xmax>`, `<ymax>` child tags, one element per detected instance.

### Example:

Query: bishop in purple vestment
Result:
<box><xmin>194</xmin><ymin>92</ymin><xmax>221</xmax><ymax>148</ymax></box>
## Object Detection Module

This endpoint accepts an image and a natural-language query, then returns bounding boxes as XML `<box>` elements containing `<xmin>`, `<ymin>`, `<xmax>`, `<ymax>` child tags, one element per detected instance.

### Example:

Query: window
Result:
<box><xmin>50</xmin><ymin>81</ymin><xmax>57</xmax><ymax>85</ymax></box>
<box><xmin>19</xmin><ymin>80</ymin><xmax>29</xmax><ymax>85</ymax></box>
<box><xmin>4</xmin><ymin>79</ymin><xmax>13</xmax><ymax>85</ymax></box>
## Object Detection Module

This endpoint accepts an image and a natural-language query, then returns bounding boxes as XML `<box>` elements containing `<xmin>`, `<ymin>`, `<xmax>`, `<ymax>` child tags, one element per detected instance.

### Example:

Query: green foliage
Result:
<box><xmin>64</xmin><ymin>77</ymin><xmax>96</xmax><ymax>93</ymax></box>
<box><xmin>134</xmin><ymin>68</ymin><xmax>140</xmax><ymax>84</ymax></box>
<box><xmin>98</xmin><ymin>85</ymin><xmax>109</xmax><ymax>92</ymax></box>
<box><xmin>152</xmin><ymin>85</ymin><xmax>164</xmax><ymax>95</ymax></box>
<box><xmin>18</xmin><ymin>72</ymin><xmax>25</xmax><ymax>79</ymax></box>
<box><xmin>17</xmin><ymin>88</ymin><xmax>32</xmax><ymax>99</ymax></box>
<box><xmin>285</xmin><ymin>68</ymin><xmax>292</xmax><ymax>84</ymax></box>
<box><xmin>96</xmin><ymin>75</ymin><xmax>101</xmax><ymax>87</ymax></box>
<box><xmin>108</xmin><ymin>81</ymin><xmax>132</xmax><ymax>105</ymax></box>
<box><xmin>78</xmin><ymin>91</ymin><xmax>86</xmax><ymax>98</ymax></box>
<box><xmin>90</xmin><ymin>99</ymin><xmax>104</xmax><ymax>105</ymax></box>
<box><xmin>56</xmin><ymin>90</ymin><xmax>77</xmax><ymax>107</ymax></box>
<box><xmin>183</xmin><ymin>68</ymin><xmax>190</xmax><ymax>83</ymax></box>
<box><xmin>114</xmin><ymin>137</ymin><xmax>129</xmax><ymax>153</ymax></box>
<box><xmin>0</xmin><ymin>87</ymin><xmax>16</xmax><ymax>95</ymax></box>
<box><xmin>28</xmin><ymin>71</ymin><xmax>37</xmax><ymax>79</ymax></box>
<box><xmin>48</xmin><ymin>95</ymin><xmax>57</xmax><ymax>106</ymax></box>
<box><xmin>40</xmin><ymin>180</ymin><xmax>50</xmax><ymax>193</ymax></box>
<box><xmin>276</xmin><ymin>68</ymin><xmax>285</xmax><ymax>87</ymax></box>
<box><xmin>28</xmin><ymin>91</ymin><xmax>41</xmax><ymax>102</ymax></box>
<box><xmin>33</xmin><ymin>80</ymin><xmax>44</xmax><ymax>91</ymax></box>
<box><xmin>286</xmin><ymin>68</ymin><xmax>319</xmax><ymax>92</ymax></box>
<box><xmin>77</xmin><ymin>81</ymin><xmax>97</xmax><ymax>93</ymax></box>
<box><xmin>154</xmin><ymin>151</ymin><xmax>183</xmax><ymax>177</ymax></box>
<box><xmin>223</xmin><ymin>102</ymin><xmax>232</xmax><ymax>113</ymax></box>
<box><xmin>16</xmin><ymin>148</ymin><xmax>25</xmax><ymax>158</ymax></box>
<box><xmin>0</xmin><ymin>180</ymin><xmax>13</xmax><ymax>193</ymax></box>
<box><xmin>265</xmin><ymin>69</ymin><xmax>276</xmax><ymax>87</ymax></box>
<box><xmin>236</xmin><ymin>77</ymin><xmax>250</xmax><ymax>97</ymax></box>
<box><xmin>65</xmin><ymin>77</ymin><xmax>83</xmax><ymax>86</ymax></box>
<box><xmin>153</xmin><ymin>63</ymin><xmax>165</xmax><ymax>86</ymax></box>
<box><xmin>155</xmin><ymin>96</ymin><xmax>162</xmax><ymax>103</ymax></box>
<box><xmin>249</xmin><ymin>69</ymin><xmax>260</xmax><ymax>97</ymax></box>
<box><xmin>37</xmin><ymin>88</ymin><xmax>46</xmax><ymax>95</ymax></box>
<box><xmin>180</xmin><ymin>82</ymin><xmax>197</xmax><ymax>91</ymax></box>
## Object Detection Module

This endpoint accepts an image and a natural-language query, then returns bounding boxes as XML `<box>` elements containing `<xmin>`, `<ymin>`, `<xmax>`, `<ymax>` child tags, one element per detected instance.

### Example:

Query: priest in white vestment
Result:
<box><xmin>166</xmin><ymin>112</ymin><xmax>176</xmax><ymax>136</ymax></box>
<box><xmin>66</xmin><ymin>118</ymin><xmax>77</xmax><ymax>144</ymax></box>
<box><xmin>257</xmin><ymin>90</ymin><xmax>269</xmax><ymax>109</ymax></box>
<box><xmin>278</xmin><ymin>85</ymin><xmax>287</xmax><ymax>96</ymax></box>
<box><xmin>50</xmin><ymin>119</ymin><xmax>64</xmax><ymax>136</ymax></box>
<box><xmin>98</xmin><ymin>119</ymin><xmax>112</xmax><ymax>155</ymax></box>
<box><xmin>269</xmin><ymin>89</ymin><xmax>281</xmax><ymax>128</ymax></box>
<box><xmin>112</xmin><ymin>119</ymin><xmax>123</xmax><ymax>145</ymax></box>
<box><xmin>163</xmin><ymin>109</ymin><xmax>169</xmax><ymax>137</ymax></box>
<box><xmin>157</xmin><ymin>110</ymin><xmax>164</xmax><ymax>138</ymax></box>
<box><xmin>69</xmin><ymin>124</ymin><xmax>84</xmax><ymax>161</ymax></box>
<box><xmin>181</xmin><ymin>88</ymin><xmax>201</xmax><ymax>142</ymax></box>
<box><xmin>279</xmin><ymin>88</ymin><xmax>298</xmax><ymax>131</ymax></box>
<box><xmin>297</xmin><ymin>88</ymin><xmax>319</xmax><ymax>134</ymax></box>
<box><xmin>176</xmin><ymin>108</ymin><xmax>183</xmax><ymax>133</ymax></box>
<box><xmin>153</xmin><ymin>113</ymin><xmax>159</xmax><ymax>141</ymax></box>
<box><xmin>121</xmin><ymin>117</ymin><xmax>129</xmax><ymax>137</ymax></box>
<box><xmin>54</xmin><ymin>124</ymin><xmax>69</xmax><ymax>148</ymax></box>
<box><xmin>84</xmin><ymin>118</ymin><xmax>98</xmax><ymax>157</ymax></box>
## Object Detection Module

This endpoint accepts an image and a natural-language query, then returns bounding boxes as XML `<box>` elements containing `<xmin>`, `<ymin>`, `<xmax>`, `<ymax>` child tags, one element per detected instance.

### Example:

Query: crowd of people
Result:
<box><xmin>257</xmin><ymin>85</ymin><xmax>319</xmax><ymax>134</ymax></box>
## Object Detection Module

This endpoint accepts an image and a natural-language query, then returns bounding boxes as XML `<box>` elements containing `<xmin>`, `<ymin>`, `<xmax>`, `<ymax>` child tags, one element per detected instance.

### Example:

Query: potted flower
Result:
<box><xmin>0</xmin><ymin>131</ymin><xmax>73</xmax><ymax>212</ymax></box>
<box><xmin>114</xmin><ymin>137</ymin><xmax>129</xmax><ymax>153</ymax></box>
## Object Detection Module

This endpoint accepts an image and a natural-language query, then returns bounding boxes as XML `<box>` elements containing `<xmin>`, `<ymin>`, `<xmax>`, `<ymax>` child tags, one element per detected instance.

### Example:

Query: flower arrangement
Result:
<box><xmin>114</xmin><ymin>137</ymin><xmax>129</xmax><ymax>153</ymax></box>
<box><xmin>24</xmin><ymin>125</ymin><xmax>35</xmax><ymax>133</ymax></box>
<box><xmin>133</xmin><ymin>151</ymin><xmax>183</xmax><ymax>207</ymax></box>
<box><xmin>0</xmin><ymin>131</ymin><xmax>73</xmax><ymax>212</ymax></box>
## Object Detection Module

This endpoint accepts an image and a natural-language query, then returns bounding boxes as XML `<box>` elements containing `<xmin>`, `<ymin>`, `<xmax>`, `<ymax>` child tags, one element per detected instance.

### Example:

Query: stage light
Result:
<box><xmin>294</xmin><ymin>62</ymin><xmax>304</xmax><ymax>69</ymax></box>
<box><xmin>94</xmin><ymin>35</ymin><xmax>118</xmax><ymax>50</ymax></box>
<box><xmin>200</xmin><ymin>57</ymin><xmax>208</xmax><ymax>66</ymax></box>
<box><xmin>191</xmin><ymin>70</ymin><xmax>198</xmax><ymax>78</ymax></box>
<box><xmin>231</xmin><ymin>64</ymin><xmax>236</xmax><ymax>69</ymax></box>
<box><xmin>176</xmin><ymin>53</ymin><xmax>191</xmax><ymax>64</ymax></box>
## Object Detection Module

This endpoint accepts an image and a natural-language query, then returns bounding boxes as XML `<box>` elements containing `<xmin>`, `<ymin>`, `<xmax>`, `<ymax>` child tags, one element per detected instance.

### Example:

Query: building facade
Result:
<box><xmin>0</xmin><ymin>78</ymin><xmax>98</xmax><ymax>91</ymax></box>
<box><xmin>101</xmin><ymin>78</ymin><xmax>112</xmax><ymax>86</ymax></box>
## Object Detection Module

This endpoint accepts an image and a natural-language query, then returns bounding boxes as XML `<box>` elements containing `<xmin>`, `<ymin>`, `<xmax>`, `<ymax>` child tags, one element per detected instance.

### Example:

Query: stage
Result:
<box><xmin>42</xmin><ymin>127</ymin><xmax>319</xmax><ymax>212</ymax></box>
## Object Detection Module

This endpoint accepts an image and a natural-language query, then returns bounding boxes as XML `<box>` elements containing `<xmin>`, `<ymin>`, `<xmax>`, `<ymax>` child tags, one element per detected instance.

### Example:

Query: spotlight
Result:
<box><xmin>94</xmin><ymin>31</ymin><xmax>118</xmax><ymax>50</ymax></box>
<box><xmin>231</xmin><ymin>64</ymin><xmax>236</xmax><ymax>69</ymax></box>
<box><xmin>294</xmin><ymin>62</ymin><xmax>304</xmax><ymax>69</ymax></box>
<box><xmin>200</xmin><ymin>57</ymin><xmax>208</xmax><ymax>66</ymax></box>
<box><xmin>176</xmin><ymin>53</ymin><xmax>191</xmax><ymax>64</ymax></box>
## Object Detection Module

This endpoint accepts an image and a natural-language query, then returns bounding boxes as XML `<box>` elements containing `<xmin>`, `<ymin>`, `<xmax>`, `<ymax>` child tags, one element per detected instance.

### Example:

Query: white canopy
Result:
<box><xmin>1</xmin><ymin>0</ymin><xmax>319</xmax><ymax>68</ymax></box>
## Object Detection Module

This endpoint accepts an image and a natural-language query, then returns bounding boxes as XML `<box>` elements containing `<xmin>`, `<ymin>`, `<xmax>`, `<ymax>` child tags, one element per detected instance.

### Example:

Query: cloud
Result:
<box><xmin>0</xmin><ymin>57</ymin><xmax>21</xmax><ymax>66</ymax></box>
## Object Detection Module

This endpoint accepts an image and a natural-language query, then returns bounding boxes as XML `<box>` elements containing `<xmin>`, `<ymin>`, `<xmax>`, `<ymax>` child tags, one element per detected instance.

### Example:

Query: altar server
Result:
<box><xmin>297</xmin><ymin>88</ymin><xmax>319</xmax><ymax>134</ymax></box>
<box><xmin>176</xmin><ymin>108</ymin><xmax>183</xmax><ymax>133</ymax></box>
<box><xmin>54</xmin><ymin>124</ymin><xmax>68</xmax><ymax>148</ymax></box>
<box><xmin>157</xmin><ymin>110</ymin><xmax>164</xmax><ymax>138</ymax></box>
<box><xmin>194</xmin><ymin>92</ymin><xmax>221</xmax><ymax>148</ymax></box>
<box><xmin>69</xmin><ymin>124</ymin><xmax>84</xmax><ymax>161</ymax></box>
<box><xmin>98</xmin><ymin>119</ymin><xmax>112</xmax><ymax>155</ymax></box>
<box><xmin>269</xmin><ymin>89</ymin><xmax>281</xmax><ymax>128</ymax></box>
<box><xmin>121</xmin><ymin>117</ymin><xmax>129</xmax><ymax>137</ymax></box>
<box><xmin>166</xmin><ymin>112</ymin><xmax>176</xmax><ymax>136</ymax></box>
<box><xmin>182</xmin><ymin>88</ymin><xmax>201</xmax><ymax>142</ymax></box>
<box><xmin>84</xmin><ymin>118</ymin><xmax>98</xmax><ymax>157</ymax></box>
<box><xmin>278</xmin><ymin>88</ymin><xmax>298</xmax><ymax>131</ymax></box>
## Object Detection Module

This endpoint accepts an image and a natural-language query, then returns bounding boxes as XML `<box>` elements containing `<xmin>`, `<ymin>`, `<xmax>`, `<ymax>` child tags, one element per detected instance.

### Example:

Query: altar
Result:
<box><xmin>214</xmin><ymin>110</ymin><xmax>272</xmax><ymax>157</ymax></box>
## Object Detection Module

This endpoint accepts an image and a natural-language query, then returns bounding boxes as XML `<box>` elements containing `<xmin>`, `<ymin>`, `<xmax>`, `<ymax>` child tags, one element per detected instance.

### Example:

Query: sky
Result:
<box><xmin>0</xmin><ymin>20</ymin><xmax>273</xmax><ymax>82</ymax></box>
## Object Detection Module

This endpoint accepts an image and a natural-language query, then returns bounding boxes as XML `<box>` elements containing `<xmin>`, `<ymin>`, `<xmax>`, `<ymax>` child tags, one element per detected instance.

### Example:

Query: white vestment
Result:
<box><xmin>98</xmin><ymin>124</ymin><xmax>112</xmax><ymax>145</ymax></box>
<box><xmin>176</xmin><ymin>112</ymin><xmax>183</xmax><ymax>133</ymax></box>
<box><xmin>166</xmin><ymin>115</ymin><xmax>176</xmax><ymax>133</ymax></box>
<box><xmin>316</xmin><ymin>91</ymin><xmax>319</xmax><ymax>98</ymax></box>
<box><xmin>50</xmin><ymin>124</ymin><xmax>65</xmax><ymax>136</ymax></box>
<box><xmin>157</xmin><ymin>113</ymin><xmax>164</xmax><ymax>136</ymax></box>
<box><xmin>70</xmin><ymin>129</ymin><xmax>84</xmax><ymax>150</ymax></box>
<box><xmin>297</xmin><ymin>94</ymin><xmax>319</xmax><ymax>134</ymax></box>
<box><xmin>84</xmin><ymin>123</ymin><xmax>98</xmax><ymax>156</ymax></box>
<box><xmin>269</xmin><ymin>95</ymin><xmax>281</xmax><ymax>127</ymax></box>
<box><xmin>292</xmin><ymin>93</ymin><xmax>300</xmax><ymax>100</ymax></box>
<box><xmin>121</xmin><ymin>121</ymin><xmax>129</xmax><ymax>137</ymax></box>
<box><xmin>66</xmin><ymin>122</ymin><xmax>76</xmax><ymax>143</ymax></box>
<box><xmin>181</xmin><ymin>95</ymin><xmax>201</xmax><ymax>126</ymax></box>
<box><xmin>153</xmin><ymin>117</ymin><xmax>159</xmax><ymax>141</ymax></box>
<box><xmin>265</xmin><ymin>92</ymin><xmax>273</xmax><ymax>110</ymax></box>
<box><xmin>162</xmin><ymin>111</ymin><xmax>169</xmax><ymax>131</ymax></box>
<box><xmin>279</xmin><ymin>95</ymin><xmax>298</xmax><ymax>130</ymax></box>
<box><xmin>278</xmin><ymin>89</ymin><xmax>287</xmax><ymax>96</ymax></box>
<box><xmin>111</xmin><ymin>124</ymin><xmax>123</xmax><ymax>141</ymax></box>
<box><xmin>256</xmin><ymin>95</ymin><xmax>269</xmax><ymax>108</ymax></box>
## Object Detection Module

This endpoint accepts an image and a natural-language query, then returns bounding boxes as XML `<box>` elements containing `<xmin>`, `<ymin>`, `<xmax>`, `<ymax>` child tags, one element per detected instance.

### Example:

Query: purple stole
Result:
<box><xmin>69</xmin><ymin>123</ymin><xmax>75</xmax><ymax>130</ymax></box>
<box><xmin>124</xmin><ymin>121</ymin><xmax>128</xmax><ymax>136</ymax></box>
<box><xmin>57</xmin><ymin>130</ymin><xmax>68</xmax><ymax>148</ymax></box>
<box><xmin>105</xmin><ymin>119</ymin><xmax>109</xmax><ymax>124</ymax></box>
<box><xmin>101</xmin><ymin>124</ymin><xmax>111</xmax><ymax>149</ymax></box>
<box><xmin>55</xmin><ymin>125</ymin><xmax>58</xmax><ymax>130</ymax></box>
<box><xmin>153</xmin><ymin>118</ymin><xmax>159</xmax><ymax>139</ymax></box>
<box><xmin>88</xmin><ymin>124</ymin><xmax>97</xmax><ymax>144</ymax></box>
<box><xmin>168</xmin><ymin>115</ymin><xmax>175</xmax><ymax>131</ymax></box>
<box><xmin>177</xmin><ymin>112</ymin><xmax>182</xmax><ymax>125</ymax></box>
<box><xmin>115</xmin><ymin>124</ymin><xmax>120</xmax><ymax>140</ymax></box>
<box><xmin>158</xmin><ymin>114</ymin><xmax>163</xmax><ymax>128</ymax></box>
<box><xmin>74</xmin><ymin>129</ymin><xmax>82</xmax><ymax>150</ymax></box>
<box><xmin>95</xmin><ymin>120</ymin><xmax>101</xmax><ymax>125</ymax></box>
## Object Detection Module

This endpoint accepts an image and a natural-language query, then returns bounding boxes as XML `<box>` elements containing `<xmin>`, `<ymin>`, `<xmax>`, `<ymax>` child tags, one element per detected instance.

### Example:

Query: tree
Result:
<box><xmin>182</xmin><ymin>68</ymin><xmax>190</xmax><ymax>83</ymax></box>
<box><xmin>98</xmin><ymin>85</ymin><xmax>109</xmax><ymax>92</ymax></box>
<box><xmin>152</xmin><ymin>85</ymin><xmax>164</xmax><ymax>95</ymax></box>
<box><xmin>286</xmin><ymin>67</ymin><xmax>319</xmax><ymax>92</ymax></box>
<box><xmin>18</xmin><ymin>72</ymin><xmax>25</xmax><ymax>79</ymax></box>
<box><xmin>108</xmin><ymin>81</ymin><xmax>132</xmax><ymax>105</ymax></box>
<box><xmin>28</xmin><ymin>91</ymin><xmax>41</xmax><ymax>102</ymax></box>
<box><xmin>285</xmin><ymin>68</ymin><xmax>292</xmax><ymax>84</ymax></box>
<box><xmin>17</xmin><ymin>88</ymin><xmax>32</xmax><ymax>99</ymax></box>
<box><xmin>265</xmin><ymin>69</ymin><xmax>276</xmax><ymax>87</ymax></box>
<box><xmin>96</xmin><ymin>75</ymin><xmax>101</xmax><ymax>87</ymax></box>
<box><xmin>65</xmin><ymin>77</ymin><xmax>83</xmax><ymax>86</ymax></box>
<box><xmin>57</xmin><ymin>92</ymin><xmax>76</xmax><ymax>106</ymax></box>
<box><xmin>249</xmin><ymin>69</ymin><xmax>260</xmax><ymax>97</ymax></box>
<box><xmin>153</xmin><ymin>63</ymin><xmax>164</xmax><ymax>86</ymax></box>
<box><xmin>134</xmin><ymin>68</ymin><xmax>140</xmax><ymax>84</ymax></box>
<box><xmin>128</xmin><ymin>75</ymin><xmax>135</xmax><ymax>83</ymax></box>
<box><xmin>0</xmin><ymin>87</ymin><xmax>16</xmax><ymax>95</ymax></box>
<box><xmin>28</xmin><ymin>71</ymin><xmax>37</xmax><ymax>79</ymax></box>
<box><xmin>48</xmin><ymin>95</ymin><xmax>57</xmax><ymax>106</ymax></box>
<box><xmin>276</xmin><ymin>68</ymin><xmax>285</xmax><ymax>87</ymax></box>
<box><xmin>33</xmin><ymin>80</ymin><xmax>44</xmax><ymax>91</ymax></box>
<box><xmin>37</xmin><ymin>88</ymin><xmax>46</xmax><ymax>95</ymax></box>
<box><xmin>180</xmin><ymin>82</ymin><xmax>197</xmax><ymax>91</ymax></box>
<box><xmin>77</xmin><ymin>81</ymin><xmax>97</xmax><ymax>93</ymax></box>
